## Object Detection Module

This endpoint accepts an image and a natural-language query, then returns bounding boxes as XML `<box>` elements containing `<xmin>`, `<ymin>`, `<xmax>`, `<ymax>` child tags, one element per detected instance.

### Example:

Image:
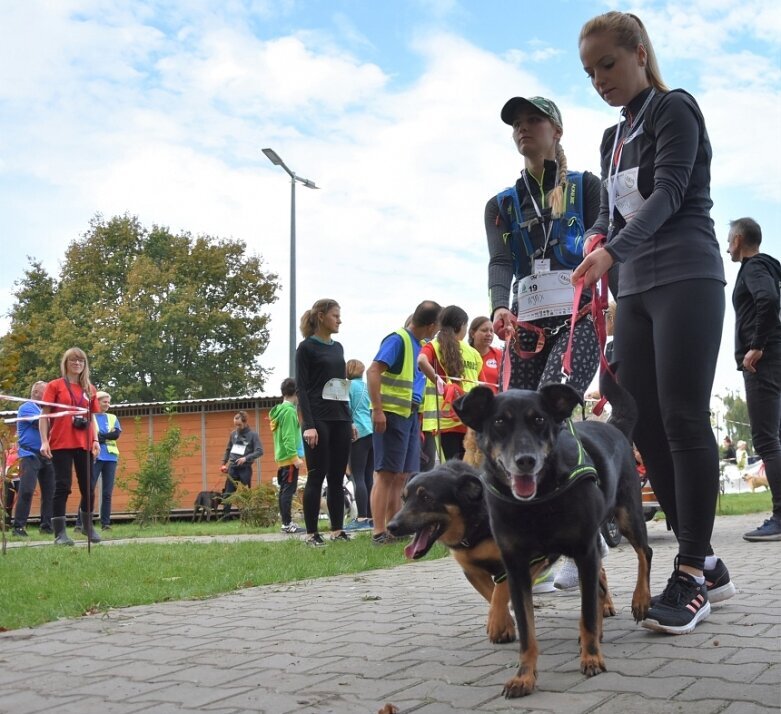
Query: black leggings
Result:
<box><xmin>51</xmin><ymin>448</ymin><xmax>92</xmax><ymax>517</ymax></box>
<box><xmin>302</xmin><ymin>420</ymin><xmax>352</xmax><ymax>533</ymax></box>
<box><xmin>614</xmin><ymin>280</ymin><xmax>724</xmax><ymax>570</ymax></box>
<box><xmin>349</xmin><ymin>434</ymin><xmax>374</xmax><ymax>519</ymax></box>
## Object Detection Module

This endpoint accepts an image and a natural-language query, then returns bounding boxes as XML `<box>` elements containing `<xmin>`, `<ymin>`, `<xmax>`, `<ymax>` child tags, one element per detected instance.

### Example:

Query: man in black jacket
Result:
<box><xmin>220</xmin><ymin>411</ymin><xmax>264</xmax><ymax>519</ymax></box>
<box><xmin>728</xmin><ymin>217</ymin><xmax>781</xmax><ymax>541</ymax></box>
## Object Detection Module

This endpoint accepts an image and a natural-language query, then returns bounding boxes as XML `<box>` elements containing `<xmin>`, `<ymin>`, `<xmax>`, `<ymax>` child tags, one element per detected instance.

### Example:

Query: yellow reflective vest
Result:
<box><xmin>421</xmin><ymin>341</ymin><xmax>483</xmax><ymax>432</ymax></box>
<box><xmin>380</xmin><ymin>329</ymin><xmax>417</xmax><ymax>418</ymax></box>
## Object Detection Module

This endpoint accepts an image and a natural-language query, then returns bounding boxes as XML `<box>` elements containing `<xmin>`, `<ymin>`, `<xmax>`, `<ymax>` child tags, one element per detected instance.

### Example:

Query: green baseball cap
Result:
<box><xmin>501</xmin><ymin>96</ymin><xmax>563</xmax><ymax>129</ymax></box>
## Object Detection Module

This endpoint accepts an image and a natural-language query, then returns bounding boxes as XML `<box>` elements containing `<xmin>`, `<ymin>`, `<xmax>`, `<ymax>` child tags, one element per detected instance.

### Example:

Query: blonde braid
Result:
<box><xmin>547</xmin><ymin>143</ymin><xmax>568</xmax><ymax>218</ymax></box>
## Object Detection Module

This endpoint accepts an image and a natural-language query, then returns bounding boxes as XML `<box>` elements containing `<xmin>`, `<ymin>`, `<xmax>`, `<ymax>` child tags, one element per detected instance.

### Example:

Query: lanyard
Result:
<box><xmin>521</xmin><ymin>169</ymin><xmax>554</xmax><ymax>263</ymax></box>
<box><xmin>607</xmin><ymin>89</ymin><xmax>655</xmax><ymax>233</ymax></box>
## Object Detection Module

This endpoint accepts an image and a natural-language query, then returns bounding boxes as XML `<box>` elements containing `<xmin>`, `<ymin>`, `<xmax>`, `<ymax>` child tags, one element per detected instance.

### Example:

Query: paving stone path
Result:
<box><xmin>1</xmin><ymin>513</ymin><xmax>778</xmax><ymax>713</ymax></box>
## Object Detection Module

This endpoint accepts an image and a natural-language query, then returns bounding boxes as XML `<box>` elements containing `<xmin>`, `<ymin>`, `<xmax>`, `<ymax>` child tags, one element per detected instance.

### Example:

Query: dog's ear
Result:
<box><xmin>459</xmin><ymin>472</ymin><xmax>484</xmax><ymax>502</ymax></box>
<box><xmin>539</xmin><ymin>382</ymin><xmax>583</xmax><ymax>422</ymax></box>
<box><xmin>453</xmin><ymin>386</ymin><xmax>494</xmax><ymax>432</ymax></box>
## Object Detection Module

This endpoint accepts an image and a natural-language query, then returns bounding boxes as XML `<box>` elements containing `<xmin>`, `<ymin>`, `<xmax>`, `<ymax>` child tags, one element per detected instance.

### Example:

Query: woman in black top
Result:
<box><xmin>577</xmin><ymin>11</ymin><xmax>731</xmax><ymax>635</ymax></box>
<box><xmin>486</xmin><ymin>96</ymin><xmax>601</xmax><ymax>395</ymax></box>
<box><xmin>296</xmin><ymin>298</ymin><xmax>353</xmax><ymax>546</ymax></box>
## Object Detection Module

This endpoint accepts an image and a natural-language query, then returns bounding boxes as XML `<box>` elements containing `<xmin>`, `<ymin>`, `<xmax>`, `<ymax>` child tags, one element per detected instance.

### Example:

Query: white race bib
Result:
<box><xmin>322</xmin><ymin>378</ymin><xmax>350</xmax><ymax>401</ymax></box>
<box><xmin>230</xmin><ymin>442</ymin><xmax>247</xmax><ymax>456</ymax></box>
<box><xmin>516</xmin><ymin>270</ymin><xmax>574</xmax><ymax>321</ymax></box>
<box><xmin>609</xmin><ymin>167</ymin><xmax>646</xmax><ymax>222</ymax></box>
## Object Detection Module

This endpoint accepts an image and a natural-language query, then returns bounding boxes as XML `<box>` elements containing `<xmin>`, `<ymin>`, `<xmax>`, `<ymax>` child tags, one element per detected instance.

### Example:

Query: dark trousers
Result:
<box><xmin>76</xmin><ymin>459</ymin><xmax>119</xmax><ymax>527</ymax></box>
<box><xmin>13</xmin><ymin>454</ymin><xmax>54</xmax><ymax>529</ymax></box>
<box><xmin>348</xmin><ymin>434</ymin><xmax>374</xmax><ymax>519</ymax></box>
<box><xmin>276</xmin><ymin>464</ymin><xmax>299</xmax><ymax>525</ymax></box>
<box><xmin>51</xmin><ymin>448</ymin><xmax>92</xmax><ymax>517</ymax></box>
<box><xmin>420</xmin><ymin>431</ymin><xmax>437</xmax><ymax>472</ymax></box>
<box><xmin>302</xmin><ymin>419</ymin><xmax>352</xmax><ymax>533</ymax></box>
<box><xmin>440</xmin><ymin>431</ymin><xmax>466</xmax><ymax>462</ymax></box>
<box><xmin>614</xmin><ymin>280</ymin><xmax>724</xmax><ymax>570</ymax></box>
<box><xmin>4</xmin><ymin>479</ymin><xmax>19</xmax><ymax>523</ymax></box>
<box><xmin>222</xmin><ymin>464</ymin><xmax>253</xmax><ymax>516</ymax></box>
<box><xmin>92</xmin><ymin>460</ymin><xmax>118</xmax><ymax>527</ymax></box>
<box><xmin>744</xmin><ymin>352</ymin><xmax>781</xmax><ymax>518</ymax></box>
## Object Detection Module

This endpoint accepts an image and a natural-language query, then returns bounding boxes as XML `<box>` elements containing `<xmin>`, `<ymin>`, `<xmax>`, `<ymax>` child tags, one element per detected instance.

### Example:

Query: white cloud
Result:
<box><xmin>0</xmin><ymin>2</ymin><xmax>778</xmax><ymax>400</ymax></box>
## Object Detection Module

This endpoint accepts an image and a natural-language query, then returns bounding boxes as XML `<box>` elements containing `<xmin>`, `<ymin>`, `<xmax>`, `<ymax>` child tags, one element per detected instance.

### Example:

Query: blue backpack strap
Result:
<box><xmin>551</xmin><ymin>171</ymin><xmax>586</xmax><ymax>268</ymax></box>
<box><xmin>496</xmin><ymin>186</ymin><xmax>536</xmax><ymax>278</ymax></box>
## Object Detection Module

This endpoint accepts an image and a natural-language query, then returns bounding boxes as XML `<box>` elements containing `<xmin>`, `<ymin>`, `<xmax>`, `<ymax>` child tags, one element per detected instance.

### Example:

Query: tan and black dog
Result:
<box><xmin>192</xmin><ymin>491</ymin><xmax>222</xmax><ymax>522</ymax></box>
<box><xmin>387</xmin><ymin>460</ymin><xmax>550</xmax><ymax>644</ymax></box>
<box><xmin>453</xmin><ymin>375</ymin><xmax>652</xmax><ymax>698</ymax></box>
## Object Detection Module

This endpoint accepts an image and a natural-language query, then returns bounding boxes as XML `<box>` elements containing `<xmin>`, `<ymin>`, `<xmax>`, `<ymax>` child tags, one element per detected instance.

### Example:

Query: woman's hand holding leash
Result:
<box><xmin>492</xmin><ymin>308</ymin><xmax>515</xmax><ymax>341</ymax></box>
<box><xmin>572</xmin><ymin>233</ymin><xmax>612</xmax><ymax>288</ymax></box>
<box><xmin>571</xmin><ymin>246</ymin><xmax>614</xmax><ymax>288</ymax></box>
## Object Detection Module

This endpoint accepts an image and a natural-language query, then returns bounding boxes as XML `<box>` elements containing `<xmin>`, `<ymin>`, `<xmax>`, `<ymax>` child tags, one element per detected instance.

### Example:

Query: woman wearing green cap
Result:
<box><xmin>486</xmin><ymin>95</ymin><xmax>602</xmax><ymax>396</ymax></box>
<box><xmin>485</xmin><ymin>95</ymin><xmax>607</xmax><ymax>593</ymax></box>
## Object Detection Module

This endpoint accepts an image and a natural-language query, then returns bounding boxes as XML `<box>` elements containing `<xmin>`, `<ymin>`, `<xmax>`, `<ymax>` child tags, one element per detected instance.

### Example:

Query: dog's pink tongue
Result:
<box><xmin>404</xmin><ymin>526</ymin><xmax>434</xmax><ymax>559</ymax></box>
<box><xmin>512</xmin><ymin>474</ymin><xmax>536</xmax><ymax>499</ymax></box>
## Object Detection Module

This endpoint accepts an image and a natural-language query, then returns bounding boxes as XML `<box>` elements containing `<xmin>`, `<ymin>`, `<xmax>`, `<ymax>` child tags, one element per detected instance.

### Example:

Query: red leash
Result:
<box><xmin>562</xmin><ymin>234</ymin><xmax>614</xmax><ymax>415</ymax></box>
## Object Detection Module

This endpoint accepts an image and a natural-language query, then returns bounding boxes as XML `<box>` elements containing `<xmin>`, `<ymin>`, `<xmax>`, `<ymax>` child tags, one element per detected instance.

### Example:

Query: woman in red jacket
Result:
<box><xmin>40</xmin><ymin>347</ymin><xmax>101</xmax><ymax>545</ymax></box>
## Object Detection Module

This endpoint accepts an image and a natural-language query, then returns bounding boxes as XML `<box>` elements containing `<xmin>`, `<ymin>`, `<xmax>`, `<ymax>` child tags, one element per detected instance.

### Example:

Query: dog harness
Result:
<box><xmin>483</xmin><ymin>418</ymin><xmax>598</xmax><ymax>506</ymax></box>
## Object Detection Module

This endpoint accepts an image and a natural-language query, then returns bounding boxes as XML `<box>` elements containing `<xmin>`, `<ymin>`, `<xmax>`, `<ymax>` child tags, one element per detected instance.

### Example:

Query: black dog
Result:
<box><xmin>192</xmin><ymin>491</ymin><xmax>222</xmax><ymax>522</ymax></box>
<box><xmin>387</xmin><ymin>461</ymin><xmax>555</xmax><ymax>644</ymax></box>
<box><xmin>453</xmin><ymin>377</ymin><xmax>652</xmax><ymax>698</ymax></box>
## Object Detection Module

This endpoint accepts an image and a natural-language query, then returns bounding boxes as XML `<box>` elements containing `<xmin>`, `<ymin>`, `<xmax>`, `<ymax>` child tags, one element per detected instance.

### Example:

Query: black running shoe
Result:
<box><xmin>703</xmin><ymin>558</ymin><xmax>735</xmax><ymax>603</ymax></box>
<box><xmin>330</xmin><ymin>531</ymin><xmax>352</xmax><ymax>542</ymax></box>
<box><xmin>306</xmin><ymin>533</ymin><xmax>327</xmax><ymax>547</ymax></box>
<box><xmin>642</xmin><ymin>570</ymin><xmax>710</xmax><ymax>635</ymax></box>
<box><xmin>650</xmin><ymin>558</ymin><xmax>735</xmax><ymax>607</ymax></box>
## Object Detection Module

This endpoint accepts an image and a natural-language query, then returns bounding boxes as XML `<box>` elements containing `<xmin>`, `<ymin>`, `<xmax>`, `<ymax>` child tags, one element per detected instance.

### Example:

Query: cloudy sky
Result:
<box><xmin>1</xmin><ymin>0</ymin><xmax>779</xmax><ymax>400</ymax></box>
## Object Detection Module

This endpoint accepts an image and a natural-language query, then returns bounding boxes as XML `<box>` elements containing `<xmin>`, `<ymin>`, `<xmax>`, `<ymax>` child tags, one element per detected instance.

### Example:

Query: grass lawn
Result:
<box><xmin>0</xmin><ymin>490</ymin><xmax>771</xmax><ymax>631</ymax></box>
<box><xmin>0</xmin><ymin>531</ymin><xmax>448</xmax><ymax>631</ymax></box>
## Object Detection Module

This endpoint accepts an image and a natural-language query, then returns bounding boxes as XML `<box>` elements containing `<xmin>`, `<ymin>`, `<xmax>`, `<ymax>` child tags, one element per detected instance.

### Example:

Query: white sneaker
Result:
<box><xmin>599</xmin><ymin>533</ymin><xmax>610</xmax><ymax>559</ymax></box>
<box><xmin>554</xmin><ymin>558</ymin><xmax>580</xmax><ymax>591</ymax></box>
<box><xmin>532</xmin><ymin>567</ymin><xmax>556</xmax><ymax>594</ymax></box>
<box><xmin>282</xmin><ymin>522</ymin><xmax>305</xmax><ymax>534</ymax></box>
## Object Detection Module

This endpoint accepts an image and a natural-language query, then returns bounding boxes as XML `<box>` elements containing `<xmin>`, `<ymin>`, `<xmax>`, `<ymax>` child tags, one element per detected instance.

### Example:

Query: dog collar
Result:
<box><xmin>484</xmin><ymin>419</ymin><xmax>598</xmax><ymax>505</ymax></box>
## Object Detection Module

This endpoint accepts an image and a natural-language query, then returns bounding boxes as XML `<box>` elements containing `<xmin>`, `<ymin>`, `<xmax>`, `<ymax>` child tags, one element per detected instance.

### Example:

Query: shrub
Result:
<box><xmin>126</xmin><ymin>420</ymin><xmax>189</xmax><ymax>525</ymax></box>
<box><xmin>222</xmin><ymin>482</ymin><xmax>278</xmax><ymax>527</ymax></box>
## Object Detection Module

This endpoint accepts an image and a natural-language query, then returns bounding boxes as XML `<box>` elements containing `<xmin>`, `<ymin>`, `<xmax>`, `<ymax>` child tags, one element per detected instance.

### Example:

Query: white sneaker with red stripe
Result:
<box><xmin>642</xmin><ymin>569</ymin><xmax>710</xmax><ymax>635</ymax></box>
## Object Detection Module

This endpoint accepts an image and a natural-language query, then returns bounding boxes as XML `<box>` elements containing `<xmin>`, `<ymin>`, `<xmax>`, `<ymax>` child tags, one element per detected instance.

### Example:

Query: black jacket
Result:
<box><xmin>222</xmin><ymin>427</ymin><xmax>264</xmax><ymax>465</ymax></box>
<box><xmin>588</xmin><ymin>88</ymin><xmax>725</xmax><ymax>296</ymax></box>
<box><xmin>733</xmin><ymin>252</ymin><xmax>781</xmax><ymax>365</ymax></box>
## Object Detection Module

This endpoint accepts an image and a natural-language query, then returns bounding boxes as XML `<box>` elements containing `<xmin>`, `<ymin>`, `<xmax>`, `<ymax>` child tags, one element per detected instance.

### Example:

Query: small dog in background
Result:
<box><xmin>193</xmin><ymin>491</ymin><xmax>222</xmax><ymax>522</ymax></box>
<box><xmin>742</xmin><ymin>471</ymin><xmax>769</xmax><ymax>492</ymax></box>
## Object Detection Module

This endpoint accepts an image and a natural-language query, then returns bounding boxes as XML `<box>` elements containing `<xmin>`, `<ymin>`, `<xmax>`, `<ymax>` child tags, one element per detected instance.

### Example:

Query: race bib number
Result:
<box><xmin>516</xmin><ymin>270</ymin><xmax>574</xmax><ymax>321</ymax></box>
<box><xmin>322</xmin><ymin>378</ymin><xmax>350</xmax><ymax>401</ymax></box>
<box><xmin>230</xmin><ymin>442</ymin><xmax>247</xmax><ymax>456</ymax></box>
<box><xmin>610</xmin><ymin>167</ymin><xmax>646</xmax><ymax>221</ymax></box>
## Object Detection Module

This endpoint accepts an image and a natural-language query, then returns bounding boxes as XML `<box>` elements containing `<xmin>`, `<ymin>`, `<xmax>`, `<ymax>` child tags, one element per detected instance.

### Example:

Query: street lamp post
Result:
<box><xmin>262</xmin><ymin>148</ymin><xmax>319</xmax><ymax>379</ymax></box>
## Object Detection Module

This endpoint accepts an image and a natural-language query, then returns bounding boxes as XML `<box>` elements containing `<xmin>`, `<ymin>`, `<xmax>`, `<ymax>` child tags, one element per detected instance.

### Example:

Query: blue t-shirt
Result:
<box><xmin>349</xmin><ymin>378</ymin><xmax>373</xmax><ymax>439</ymax></box>
<box><xmin>95</xmin><ymin>412</ymin><xmax>122</xmax><ymax>462</ymax></box>
<box><xmin>16</xmin><ymin>401</ymin><xmax>42</xmax><ymax>458</ymax></box>
<box><xmin>373</xmin><ymin>329</ymin><xmax>425</xmax><ymax>403</ymax></box>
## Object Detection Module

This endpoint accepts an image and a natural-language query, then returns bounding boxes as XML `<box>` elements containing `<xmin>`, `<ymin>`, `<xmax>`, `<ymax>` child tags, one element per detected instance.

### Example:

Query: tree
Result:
<box><xmin>0</xmin><ymin>260</ymin><xmax>58</xmax><ymax>393</ymax></box>
<box><xmin>0</xmin><ymin>214</ymin><xmax>280</xmax><ymax>402</ymax></box>
<box><xmin>716</xmin><ymin>390</ymin><xmax>753</xmax><ymax>452</ymax></box>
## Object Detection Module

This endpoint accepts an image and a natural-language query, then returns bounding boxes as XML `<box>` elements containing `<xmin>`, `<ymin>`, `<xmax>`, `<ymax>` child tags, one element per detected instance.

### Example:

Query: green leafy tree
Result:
<box><xmin>0</xmin><ymin>261</ymin><xmax>58</xmax><ymax>394</ymax></box>
<box><xmin>717</xmin><ymin>391</ymin><xmax>753</xmax><ymax>453</ymax></box>
<box><xmin>0</xmin><ymin>214</ymin><xmax>280</xmax><ymax>401</ymax></box>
